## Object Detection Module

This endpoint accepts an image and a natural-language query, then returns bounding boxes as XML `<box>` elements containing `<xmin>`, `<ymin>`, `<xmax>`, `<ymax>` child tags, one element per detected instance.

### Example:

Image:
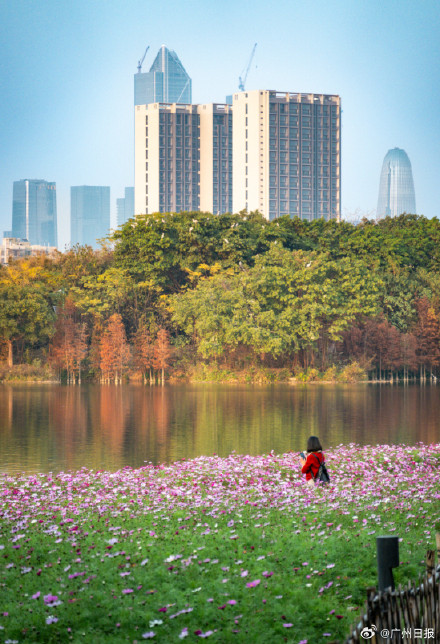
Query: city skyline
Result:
<box><xmin>1</xmin><ymin>0</ymin><xmax>439</xmax><ymax>248</ymax></box>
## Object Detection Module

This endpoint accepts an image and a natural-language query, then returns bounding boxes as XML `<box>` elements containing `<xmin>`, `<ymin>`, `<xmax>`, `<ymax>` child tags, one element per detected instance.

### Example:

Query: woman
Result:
<box><xmin>300</xmin><ymin>436</ymin><xmax>325</xmax><ymax>487</ymax></box>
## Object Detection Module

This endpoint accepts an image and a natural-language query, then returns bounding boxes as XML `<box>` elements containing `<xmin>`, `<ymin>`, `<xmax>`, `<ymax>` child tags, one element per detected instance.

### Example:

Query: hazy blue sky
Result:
<box><xmin>0</xmin><ymin>0</ymin><xmax>439</xmax><ymax>248</ymax></box>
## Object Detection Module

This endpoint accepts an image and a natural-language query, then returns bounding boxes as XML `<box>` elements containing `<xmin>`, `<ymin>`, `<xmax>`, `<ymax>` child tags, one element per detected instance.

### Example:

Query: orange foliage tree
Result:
<box><xmin>100</xmin><ymin>313</ymin><xmax>131</xmax><ymax>383</ymax></box>
<box><xmin>49</xmin><ymin>298</ymin><xmax>88</xmax><ymax>383</ymax></box>
<box><xmin>133</xmin><ymin>325</ymin><xmax>155</xmax><ymax>384</ymax></box>
<box><xmin>153</xmin><ymin>328</ymin><xmax>172</xmax><ymax>385</ymax></box>
<box><xmin>414</xmin><ymin>298</ymin><xmax>440</xmax><ymax>381</ymax></box>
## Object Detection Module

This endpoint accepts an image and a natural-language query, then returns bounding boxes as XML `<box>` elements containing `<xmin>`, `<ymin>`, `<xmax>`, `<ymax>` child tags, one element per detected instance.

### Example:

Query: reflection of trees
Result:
<box><xmin>1</xmin><ymin>384</ymin><xmax>440</xmax><ymax>474</ymax></box>
<box><xmin>50</xmin><ymin>386</ymin><xmax>88</xmax><ymax>470</ymax></box>
<box><xmin>98</xmin><ymin>386</ymin><xmax>130</xmax><ymax>456</ymax></box>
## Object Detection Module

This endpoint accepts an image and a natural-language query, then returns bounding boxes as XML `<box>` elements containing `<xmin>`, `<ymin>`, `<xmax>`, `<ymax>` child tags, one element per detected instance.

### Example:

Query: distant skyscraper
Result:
<box><xmin>11</xmin><ymin>179</ymin><xmax>57</xmax><ymax>247</ymax></box>
<box><xmin>116</xmin><ymin>187</ymin><xmax>135</xmax><ymax>226</ymax></box>
<box><xmin>134</xmin><ymin>45</ymin><xmax>192</xmax><ymax>106</ymax></box>
<box><xmin>376</xmin><ymin>148</ymin><xmax>416</xmax><ymax>218</ymax></box>
<box><xmin>70</xmin><ymin>186</ymin><xmax>110</xmax><ymax>248</ymax></box>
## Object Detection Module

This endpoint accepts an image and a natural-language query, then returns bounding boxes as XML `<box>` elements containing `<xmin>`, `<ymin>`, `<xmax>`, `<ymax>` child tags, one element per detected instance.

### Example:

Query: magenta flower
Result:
<box><xmin>246</xmin><ymin>579</ymin><xmax>260</xmax><ymax>588</ymax></box>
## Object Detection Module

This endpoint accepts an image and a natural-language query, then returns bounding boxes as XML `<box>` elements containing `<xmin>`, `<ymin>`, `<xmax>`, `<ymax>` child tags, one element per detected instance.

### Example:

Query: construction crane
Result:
<box><xmin>137</xmin><ymin>45</ymin><xmax>150</xmax><ymax>73</ymax></box>
<box><xmin>238</xmin><ymin>43</ymin><xmax>257</xmax><ymax>92</ymax></box>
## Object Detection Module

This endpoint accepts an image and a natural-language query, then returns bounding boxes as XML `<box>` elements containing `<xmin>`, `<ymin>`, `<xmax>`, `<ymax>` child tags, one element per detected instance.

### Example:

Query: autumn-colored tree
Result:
<box><xmin>414</xmin><ymin>298</ymin><xmax>440</xmax><ymax>381</ymax></box>
<box><xmin>49</xmin><ymin>298</ymin><xmax>88</xmax><ymax>383</ymax></box>
<box><xmin>133</xmin><ymin>325</ymin><xmax>155</xmax><ymax>384</ymax></box>
<box><xmin>400</xmin><ymin>333</ymin><xmax>418</xmax><ymax>382</ymax></box>
<box><xmin>153</xmin><ymin>328</ymin><xmax>172</xmax><ymax>385</ymax></box>
<box><xmin>381</xmin><ymin>325</ymin><xmax>401</xmax><ymax>377</ymax></box>
<box><xmin>364</xmin><ymin>318</ymin><xmax>393</xmax><ymax>380</ymax></box>
<box><xmin>100</xmin><ymin>314</ymin><xmax>131</xmax><ymax>383</ymax></box>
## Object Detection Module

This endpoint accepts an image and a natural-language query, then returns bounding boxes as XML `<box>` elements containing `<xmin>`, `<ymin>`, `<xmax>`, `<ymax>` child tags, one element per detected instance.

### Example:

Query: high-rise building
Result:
<box><xmin>199</xmin><ymin>104</ymin><xmax>233</xmax><ymax>214</ymax></box>
<box><xmin>232</xmin><ymin>90</ymin><xmax>341</xmax><ymax>220</ymax></box>
<box><xmin>70</xmin><ymin>186</ymin><xmax>110</xmax><ymax>248</ymax></box>
<box><xmin>11</xmin><ymin>179</ymin><xmax>57</xmax><ymax>247</ymax></box>
<box><xmin>376</xmin><ymin>148</ymin><xmax>416</xmax><ymax>218</ymax></box>
<box><xmin>134</xmin><ymin>90</ymin><xmax>341</xmax><ymax>221</ymax></box>
<box><xmin>116</xmin><ymin>187</ymin><xmax>135</xmax><ymax>226</ymax></box>
<box><xmin>134</xmin><ymin>45</ymin><xmax>192</xmax><ymax>106</ymax></box>
<box><xmin>135</xmin><ymin>103</ymin><xmax>200</xmax><ymax>214</ymax></box>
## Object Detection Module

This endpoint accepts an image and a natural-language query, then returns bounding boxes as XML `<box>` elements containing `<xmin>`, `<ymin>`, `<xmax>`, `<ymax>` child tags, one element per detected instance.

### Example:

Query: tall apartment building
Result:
<box><xmin>12</xmin><ymin>179</ymin><xmax>57</xmax><ymax>247</ymax></box>
<box><xmin>232</xmin><ymin>90</ymin><xmax>340</xmax><ymax>220</ymax></box>
<box><xmin>135</xmin><ymin>103</ymin><xmax>200</xmax><ymax>214</ymax></box>
<box><xmin>134</xmin><ymin>90</ymin><xmax>341</xmax><ymax>221</ymax></box>
<box><xmin>376</xmin><ymin>148</ymin><xmax>416</xmax><ymax>218</ymax></box>
<box><xmin>116</xmin><ymin>187</ymin><xmax>135</xmax><ymax>226</ymax></box>
<box><xmin>199</xmin><ymin>104</ymin><xmax>233</xmax><ymax>214</ymax></box>
<box><xmin>70</xmin><ymin>186</ymin><xmax>110</xmax><ymax>248</ymax></box>
<box><xmin>134</xmin><ymin>45</ymin><xmax>192</xmax><ymax>106</ymax></box>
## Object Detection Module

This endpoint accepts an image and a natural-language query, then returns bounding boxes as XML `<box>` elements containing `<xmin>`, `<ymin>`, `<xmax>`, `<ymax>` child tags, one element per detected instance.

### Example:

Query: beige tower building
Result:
<box><xmin>232</xmin><ymin>90</ymin><xmax>340</xmax><ymax>220</ymax></box>
<box><xmin>134</xmin><ymin>102</ymin><xmax>200</xmax><ymax>215</ymax></box>
<box><xmin>134</xmin><ymin>90</ymin><xmax>340</xmax><ymax>221</ymax></box>
<box><xmin>198</xmin><ymin>103</ymin><xmax>233</xmax><ymax>214</ymax></box>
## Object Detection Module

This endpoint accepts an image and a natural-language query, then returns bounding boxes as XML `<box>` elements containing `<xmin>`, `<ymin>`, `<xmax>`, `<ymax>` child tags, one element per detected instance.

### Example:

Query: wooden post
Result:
<box><xmin>426</xmin><ymin>549</ymin><xmax>435</xmax><ymax>577</ymax></box>
<box><xmin>377</xmin><ymin>535</ymin><xmax>399</xmax><ymax>590</ymax></box>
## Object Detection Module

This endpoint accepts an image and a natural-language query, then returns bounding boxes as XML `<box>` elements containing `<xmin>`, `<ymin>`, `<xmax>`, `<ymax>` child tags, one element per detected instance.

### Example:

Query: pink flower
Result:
<box><xmin>122</xmin><ymin>588</ymin><xmax>133</xmax><ymax>594</ymax></box>
<box><xmin>246</xmin><ymin>579</ymin><xmax>260</xmax><ymax>588</ymax></box>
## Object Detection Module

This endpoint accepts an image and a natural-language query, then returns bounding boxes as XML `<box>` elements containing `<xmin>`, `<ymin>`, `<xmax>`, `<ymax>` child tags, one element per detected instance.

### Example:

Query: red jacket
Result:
<box><xmin>301</xmin><ymin>451</ymin><xmax>324</xmax><ymax>481</ymax></box>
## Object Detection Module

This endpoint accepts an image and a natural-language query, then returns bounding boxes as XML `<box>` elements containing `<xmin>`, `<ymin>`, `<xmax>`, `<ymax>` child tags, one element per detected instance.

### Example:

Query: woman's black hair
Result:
<box><xmin>307</xmin><ymin>436</ymin><xmax>322</xmax><ymax>452</ymax></box>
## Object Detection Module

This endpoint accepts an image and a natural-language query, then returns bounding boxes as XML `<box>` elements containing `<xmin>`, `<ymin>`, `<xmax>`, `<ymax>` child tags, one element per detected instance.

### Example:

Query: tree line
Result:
<box><xmin>1</xmin><ymin>211</ymin><xmax>440</xmax><ymax>383</ymax></box>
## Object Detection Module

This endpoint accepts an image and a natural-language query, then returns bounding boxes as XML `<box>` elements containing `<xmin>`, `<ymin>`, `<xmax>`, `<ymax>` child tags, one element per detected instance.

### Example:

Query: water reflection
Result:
<box><xmin>0</xmin><ymin>384</ymin><xmax>439</xmax><ymax>474</ymax></box>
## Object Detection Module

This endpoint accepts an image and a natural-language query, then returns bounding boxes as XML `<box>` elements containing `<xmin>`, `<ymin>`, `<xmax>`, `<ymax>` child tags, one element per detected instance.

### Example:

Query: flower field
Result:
<box><xmin>1</xmin><ymin>444</ymin><xmax>440</xmax><ymax>643</ymax></box>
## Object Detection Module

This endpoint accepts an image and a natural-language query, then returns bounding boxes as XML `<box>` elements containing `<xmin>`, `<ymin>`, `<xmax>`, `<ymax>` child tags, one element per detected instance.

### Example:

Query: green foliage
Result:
<box><xmin>3</xmin><ymin>213</ymin><xmax>440</xmax><ymax>380</ymax></box>
<box><xmin>168</xmin><ymin>244</ymin><xmax>381</xmax><ymax>363</ymax></box>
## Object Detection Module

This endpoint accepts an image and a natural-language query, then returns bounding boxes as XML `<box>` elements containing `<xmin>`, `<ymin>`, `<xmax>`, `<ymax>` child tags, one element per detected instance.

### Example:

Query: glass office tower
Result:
<box><xmin>376</xmin><ymin>148</ymin><xmax>416</xmax><ymax>218</ymax></box>
<box><xmin>134</xmin><ymin>46</ymin><xmax>192</xmax><ymax>106</ymax></box>
<box><xmin>70</xmin><ymin>186</ymin><xmax>110</xmax><ymax>248</ymax></box>
<box><xmin>12</xmin><ymin>179</ymin><xmax>57</xmax><ymax>247</ymax></box>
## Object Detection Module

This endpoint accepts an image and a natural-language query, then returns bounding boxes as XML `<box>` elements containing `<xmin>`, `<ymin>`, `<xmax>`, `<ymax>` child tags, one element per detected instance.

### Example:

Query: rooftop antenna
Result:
<box><xmin>238</xmin><ymin>43</ymin><xmax>257</xmax><ymax>92</ymax></box>
<box><xmin>137</xmin><ymin>45</ymin><xmax>150</xmax><ymax>73</ymax></box>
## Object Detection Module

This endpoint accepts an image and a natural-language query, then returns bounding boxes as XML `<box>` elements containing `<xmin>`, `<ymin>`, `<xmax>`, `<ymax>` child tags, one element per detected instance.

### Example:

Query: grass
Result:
<box><xmin>1</xmin><ymin>444</ymin><xmax>439</xmax><ymax>643</ymax></box>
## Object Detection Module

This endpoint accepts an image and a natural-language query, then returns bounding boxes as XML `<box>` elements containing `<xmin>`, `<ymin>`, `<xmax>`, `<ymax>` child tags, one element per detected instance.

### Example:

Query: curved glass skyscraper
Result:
<box><xmin>376</xmin><ymin>147</ymin><xmax>416</xmax><ymax>218</ymax></box>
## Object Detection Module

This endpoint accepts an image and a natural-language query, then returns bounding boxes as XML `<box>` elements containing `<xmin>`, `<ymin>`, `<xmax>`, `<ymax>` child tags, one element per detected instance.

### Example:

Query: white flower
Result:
<box><xmin>149</xmin><ymin>619</ymin><xmax>163</xmax><ymax>627</ymax></box>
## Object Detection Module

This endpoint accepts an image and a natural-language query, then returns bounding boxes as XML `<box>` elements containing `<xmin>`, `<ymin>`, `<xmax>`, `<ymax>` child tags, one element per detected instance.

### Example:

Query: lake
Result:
<box><xmin>0</xmin><ymin>383</ymin><xmax>439</xmax><ymax>474</ymax></box>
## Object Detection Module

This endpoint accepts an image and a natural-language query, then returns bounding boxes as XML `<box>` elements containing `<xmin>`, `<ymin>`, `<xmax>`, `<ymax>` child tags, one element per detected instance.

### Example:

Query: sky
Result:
<box><xmin>0</xmin><ymin>0</ymin><xmax>439</xmax><ymax>249</ymax></box>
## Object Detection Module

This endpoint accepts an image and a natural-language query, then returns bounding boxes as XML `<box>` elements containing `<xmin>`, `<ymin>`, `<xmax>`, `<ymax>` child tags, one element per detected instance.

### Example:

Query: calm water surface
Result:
<box><xmin>0</xmin><ymin>383</ymin><xmax>439</xmax><ymax>474</ymax></box>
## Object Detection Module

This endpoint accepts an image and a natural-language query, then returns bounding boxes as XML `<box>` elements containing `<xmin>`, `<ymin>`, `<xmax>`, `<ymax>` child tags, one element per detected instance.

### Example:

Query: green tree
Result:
<box><xmin>168</xmin><ymin>244</ymin><xmax>381</xmax><ymax>369</ymax></box>
<box><xmin>0</xmin><ymin>260</ymin><xmax>60</xmax><ymax>366</ymax></box>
